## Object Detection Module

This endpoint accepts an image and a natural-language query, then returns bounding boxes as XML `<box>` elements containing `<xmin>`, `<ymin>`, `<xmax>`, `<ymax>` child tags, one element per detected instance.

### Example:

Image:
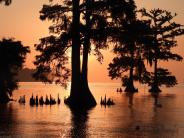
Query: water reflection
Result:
<box><xmin>125</xmin><ymin>92</ymin><xmax>135</xmax><ymax>107</ymax></box>
<box><xmin>69</xmin><ymin>108</ymin><xmax>90</xmax><ymax>138</ymax></box>
<box><xmin>151</xmin><ymin>92</ymin><xmax>162</xmax><ymax>108</ymax></box>
<box><xmin>0</xmin><ymin>102</ymin><xmax>17</xmax><ymax>137</ymax></box>
<box><xmin>0</xmin><ymin>83</ymin><xmax>183</xmax><ymax>137</ymax></box>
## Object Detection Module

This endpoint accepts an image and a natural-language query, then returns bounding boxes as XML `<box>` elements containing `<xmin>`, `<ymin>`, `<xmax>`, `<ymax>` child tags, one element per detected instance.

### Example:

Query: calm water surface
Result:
<box><xmin>0</xmin><ymin>82</ymin><xmax>184</xmax><ymax>138</ymax></box>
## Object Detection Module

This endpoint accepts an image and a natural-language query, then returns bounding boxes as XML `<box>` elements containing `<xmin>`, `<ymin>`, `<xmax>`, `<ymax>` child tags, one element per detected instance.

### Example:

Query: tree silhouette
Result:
<box><xmin>108</xmin><ymin>8</ymin><xmax>152</xmax><ymax>92</ymax></box>
<box><xmin>0</xmin><ymin>39</ymin><xmax>30</xmax><ymax>103</ymax></box>
<box><xmin>79</xmin><ymin>0</ymin><xmax>136</xmax><ymax>104</ymax></box>
<box><xmin>34</xmin><ymin>0</ymin><xmax>136</xmax><ymax>108</ymax></box>
<box><xmin>0</xmin><ymin>0</ymin><xmax>11</xmax><ymax>5</ymax></box>
<box><xmin>140</xmin><ymin>9</ymin><xmax>184</xmax><ymax>92</ymax></box>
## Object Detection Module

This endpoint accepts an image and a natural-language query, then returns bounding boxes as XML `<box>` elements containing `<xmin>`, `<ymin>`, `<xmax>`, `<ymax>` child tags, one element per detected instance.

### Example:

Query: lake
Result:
<box><xmin>0</xmin><ymin>82</ymin><xmax>184</xmax><ymax>138</ymax></box>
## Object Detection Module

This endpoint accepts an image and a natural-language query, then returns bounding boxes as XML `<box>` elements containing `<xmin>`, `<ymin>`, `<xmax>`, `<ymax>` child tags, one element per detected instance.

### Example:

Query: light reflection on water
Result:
<box><xmin>0</xmin><ymin>82</ymin><xmax>184</xmax><ymax>137</ymax></box>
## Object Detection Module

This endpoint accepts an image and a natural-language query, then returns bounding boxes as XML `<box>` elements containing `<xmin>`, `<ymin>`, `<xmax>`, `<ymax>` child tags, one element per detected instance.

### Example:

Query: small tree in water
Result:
<box><xmin>108</xmin><ymin>11</ymin><xmax>152</xmax><ymax>92</ymax></box>
<box><xmin>140</xmin><ymin>9</ymin><xmax>184</xmax><ymax>92</ymax></box>
<box><xmin>0</xmin><ymin>39</ymin><xmax>30</xmax><ymax>103</ymax></box>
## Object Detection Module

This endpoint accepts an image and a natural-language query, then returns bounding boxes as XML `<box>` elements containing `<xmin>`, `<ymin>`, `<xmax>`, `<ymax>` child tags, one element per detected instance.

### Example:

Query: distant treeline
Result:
<box><xmin>17</xmin><ymin>68</ymin><xmax>38</xmax><ymax>82</ymax></box>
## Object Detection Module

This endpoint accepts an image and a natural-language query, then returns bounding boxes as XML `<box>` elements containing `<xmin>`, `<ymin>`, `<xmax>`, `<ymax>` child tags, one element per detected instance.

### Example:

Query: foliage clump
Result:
<box><xmin>0</xmin><ymin>39</ymin><xmax>30</xmax><ymax>103</ymax></box>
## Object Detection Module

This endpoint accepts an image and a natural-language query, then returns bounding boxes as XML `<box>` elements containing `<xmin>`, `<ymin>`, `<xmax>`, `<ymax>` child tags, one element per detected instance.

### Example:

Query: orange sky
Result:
<box><xmin>0</xmin><ymin>0</ymin><xmax>184</xmax><ymax>83</ymax></box>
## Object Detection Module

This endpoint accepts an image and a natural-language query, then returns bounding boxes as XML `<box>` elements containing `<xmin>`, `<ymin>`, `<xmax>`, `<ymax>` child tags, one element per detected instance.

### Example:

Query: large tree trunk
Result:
<box><xmin>149</xmin><ymin>58</ymin><xmax>161</xmax><ymax>92</ymax></box>
<box><xmin>65</xmin><ymin>0</ymin><xmax>81</xmax><ymax>105</ymax></box>
<box><xmin>81</xmin><ymin>39</ymin><xmax>96</xmax><ymax>106</ymax></box>
<box><xmin>81</xmin><ymin>0</ymin><xmax>96</xmax><ymax>106</ymax></box>
<box><xmin>81</xmin><ymin>53</ymin><xmax>97</xmax><ymax>107</ymax></box>
<box><xmin>82</xmin><ymin>0</ymin><xmax>91</xmax><ymax>93</ymax></box>
<box><xmin>65</xmin><ymin>0</ymin><xmax>96</xmax><ymax>108</ymax></box>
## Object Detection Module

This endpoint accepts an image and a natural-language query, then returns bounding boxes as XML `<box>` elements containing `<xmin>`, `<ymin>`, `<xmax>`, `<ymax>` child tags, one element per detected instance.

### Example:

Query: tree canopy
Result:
<box><xmin>0</xmin><ymin>38</ymin><xmax>30</xmax><ymax>103</ymax></box>
<box><xmin>108</xmin><ymin>8</ymin><xmax>184</xmax><ymax>93</ymax></box>
<box><xmin>108</xmin><ymin>10</ymin><xmax>152</xmax><ymax>92</ymax></box>
<box><xmin>34</xmin><ymin>0</ymin><xmax>136</xmax><ymax>107</ymax></box>
<box><xmin>140</xmin><ymin>8</ymin><xmax>184</xmax><ymax>92</ymax></box>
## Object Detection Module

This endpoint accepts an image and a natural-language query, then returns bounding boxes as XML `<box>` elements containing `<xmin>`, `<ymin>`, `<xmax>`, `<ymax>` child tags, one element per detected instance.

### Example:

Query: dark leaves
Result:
<box><xmin>0</xmin><ymin>38</ymin><xmax>30</xmax><ymax>96</ymax></box>
<box><xmin>34</xmin><ymin>32</ymin><xmax>71</xmax><ymax>87</ymax></box>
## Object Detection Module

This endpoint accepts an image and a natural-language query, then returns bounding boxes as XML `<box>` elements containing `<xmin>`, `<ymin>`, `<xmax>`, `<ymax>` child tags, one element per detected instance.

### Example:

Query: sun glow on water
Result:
<box><xmin>0</xmin><ymin>82</ymin><xmax>181</xmax><ymax>137</ymax></box>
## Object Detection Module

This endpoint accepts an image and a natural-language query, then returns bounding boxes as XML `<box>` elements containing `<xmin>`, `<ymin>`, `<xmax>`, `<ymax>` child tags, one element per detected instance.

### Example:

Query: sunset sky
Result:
<box><xmin>0</xmin><ymin>0</ymin><xmax>184</xmax><ymax>83</ymax></box>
